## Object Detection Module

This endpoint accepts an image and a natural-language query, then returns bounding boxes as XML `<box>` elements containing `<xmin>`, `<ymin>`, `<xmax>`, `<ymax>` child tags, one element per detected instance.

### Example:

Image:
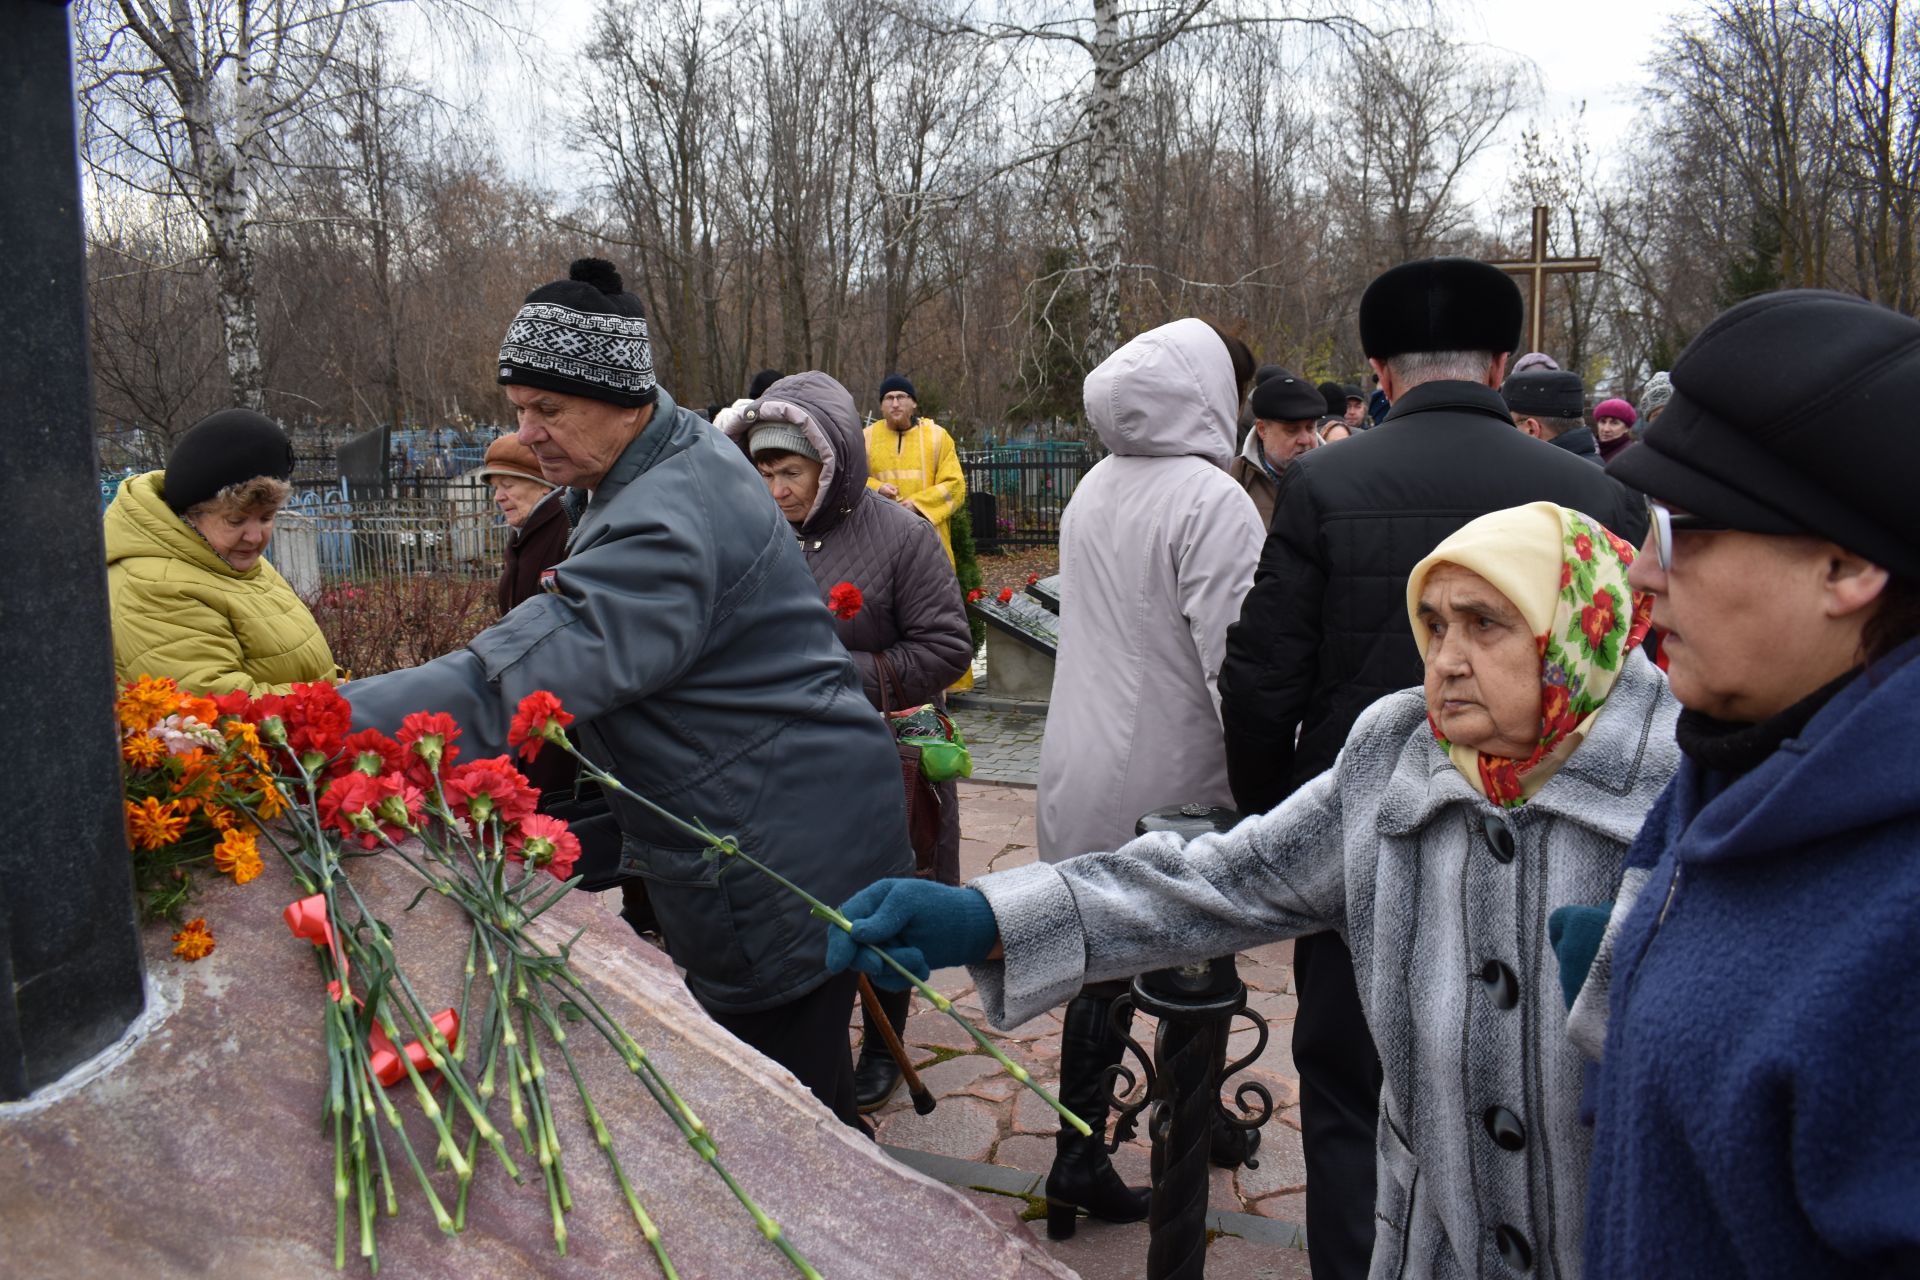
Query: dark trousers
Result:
<box><xmin>707</xmin><ymin>971</ymin><xmax>866</xmax><ymax>1132</ymax></box>
<box><xmin>1293</xmin><ymin>931</ymin><xmax>1383</xmax><ymax>1280</ymax></box>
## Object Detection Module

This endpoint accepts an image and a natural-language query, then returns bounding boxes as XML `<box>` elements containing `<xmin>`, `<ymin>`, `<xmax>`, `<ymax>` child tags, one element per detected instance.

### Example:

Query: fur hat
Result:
<box><xmin>477</xmin><ymin>434</ymin><xmax>553</xmax><ymax>488</ymax></box>
<box><xmin>1608</xmin><ymin>289</ymin><xmax>1920</xmax><ymax>577</ymax></box>
<box><xmin>1359</xmin><ymin>257</ymin><xmax>1524</xmax><ymax>359</ymax></box>
<box><xmin>498</xmin><ymin>258</ymin><xmax>656</xmax><ymax>407</ymax></box>
<box><xmin>164</xmin><ymin>409</ymin><xmax>295</xmax><ymax>514</ymax></box>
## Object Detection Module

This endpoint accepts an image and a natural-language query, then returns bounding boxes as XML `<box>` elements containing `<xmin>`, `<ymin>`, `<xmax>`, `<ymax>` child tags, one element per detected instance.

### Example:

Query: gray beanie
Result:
<box><xmin>748</xmin><ymin>422</ymin><xmax>820</xmax><ymax>462</ymax></box>
<box><xmin>1639</xmin><ymin>371</ymin><xmax>1673</xmax><ymax>423</ymax></box>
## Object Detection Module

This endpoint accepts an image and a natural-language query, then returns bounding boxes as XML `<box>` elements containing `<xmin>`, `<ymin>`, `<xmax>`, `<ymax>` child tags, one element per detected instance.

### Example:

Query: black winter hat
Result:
<box><xmin>163</xmin><ymin>408</ymin><xmax>296</xmax><ymax>514</ymax></box>
<box><xmin>1502</xmin><ymin>369</ymin><xmax>1586</xmax><ymax>420</ymax></box>
<box><xmin>1608</xmin><ymin>289</ymin><xmax>1920</xmax><ymax>578</ymax></box>
<box><xmin>498</xmin><ymin>258</ymin><xmax>656</xmax><ymax>407</ymax></box>
<box><xmin>747</xmin><ymin>368</ymin><xmax>785</xmax><ymax>399</ymax></box>
<box><xmin>878</xmin><ymin>373</ymin><xmax>917</xmax><ymax>402</ymax></box>
<box><xmin>1316</xmin><ymin>380</ymin><xmax>1346</xmax><ymax>417</ymax></box>
<box><xmin>1252</xmin><ymin>364</ymin><xmax>1287</xmax><ymax>387</ymax></box>
<box><xmin>1359</xmin><ymin>257</ymin><xmax>1523</xmax><ymax>360</ymax></box>
<box><xmin>1250</xmin><ymin>369</ymin><xmax>1326</xmax><ymax>422</ymax></box>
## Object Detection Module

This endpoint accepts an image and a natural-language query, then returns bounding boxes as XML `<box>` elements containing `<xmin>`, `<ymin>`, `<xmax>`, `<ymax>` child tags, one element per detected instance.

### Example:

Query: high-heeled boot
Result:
<box><xmin>853</xmin><ymin>985</ymin><xmax>910</xmax><ymax>1113</ymax></box>
<box><xmin>1044</xmin><ymin>992</ymin><xmax>1150</xmax><ymax>1239</ymax></box>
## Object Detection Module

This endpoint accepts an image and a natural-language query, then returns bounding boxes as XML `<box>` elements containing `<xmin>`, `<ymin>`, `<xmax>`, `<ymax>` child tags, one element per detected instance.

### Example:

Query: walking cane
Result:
<box><xmin>857</xmin><ymin>974</ymin><xmax>937</xmax><ymax>1115</ymax></box>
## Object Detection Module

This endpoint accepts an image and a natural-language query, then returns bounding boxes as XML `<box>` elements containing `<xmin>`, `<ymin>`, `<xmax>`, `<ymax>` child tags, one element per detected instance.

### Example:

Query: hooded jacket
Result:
<box><xmin>1036</xmin><ymin>318</ymin><xmax>1266</xmax><ymax>861</ymax></box>
<box><xmin>976</xmin><ymin>653</ymin><xmax>1679</xmax><ymax>1279</ymax></box>
<box><xmin>342</xmin><ymin>388</ymin><xmax>914</xmax><ymax>1014</ymax></box>
<box><xmin>1584</xmin><ymin>639</ymin><xmax>1920</xmax><ymax>1278</ymax></box>
<box><xmin>103</xmin><ymin>470</ymin><xmax>336</xmax><ymax>695</ymax></box>
<box><xmin>721</xmin><ymin>372</ymin><xmax>971</xmax><ymax>710</ymax></box>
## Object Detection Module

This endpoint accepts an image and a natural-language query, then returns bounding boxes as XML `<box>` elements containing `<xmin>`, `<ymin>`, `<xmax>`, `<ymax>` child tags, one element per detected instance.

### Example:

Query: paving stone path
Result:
<box><xmin>949</xmin><ymin>705</ymin><xmax>1046</xmax><ymax>786</ymax></box>
<box><xmin>857</xmin><ymin>779</ymin><xmax>1313</xmax><ymax>1278</ymax></box>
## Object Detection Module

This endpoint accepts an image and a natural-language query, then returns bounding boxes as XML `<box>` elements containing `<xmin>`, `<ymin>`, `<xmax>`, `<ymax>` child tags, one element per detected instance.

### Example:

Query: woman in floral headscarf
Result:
<box><xmin>827</xmin><ymin>502</ymin><xmax>1680</xmax><ymax>1275</ymax></box>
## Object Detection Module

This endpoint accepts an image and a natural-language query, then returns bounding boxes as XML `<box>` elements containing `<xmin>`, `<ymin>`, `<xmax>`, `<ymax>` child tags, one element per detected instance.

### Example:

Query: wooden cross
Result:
<box><xmin>1487</xmin><ymin>206</ymin><xmax>1601</xmax><ymax>355</ymax></box>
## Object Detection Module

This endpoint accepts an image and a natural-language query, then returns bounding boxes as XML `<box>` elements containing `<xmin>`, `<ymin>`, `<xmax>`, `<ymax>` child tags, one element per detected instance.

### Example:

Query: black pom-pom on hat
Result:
<box><xmin>570</xmin><ymin>257</ymin><xmax>624</xmax><ymax>295</ymax></box>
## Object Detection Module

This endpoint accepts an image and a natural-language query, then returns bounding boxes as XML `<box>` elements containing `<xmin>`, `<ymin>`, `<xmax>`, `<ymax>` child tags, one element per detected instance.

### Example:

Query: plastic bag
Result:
<box><xmin>891</xmin><ymin>705</ymin><xmax>974</xmax><ymax>783</ymax></box>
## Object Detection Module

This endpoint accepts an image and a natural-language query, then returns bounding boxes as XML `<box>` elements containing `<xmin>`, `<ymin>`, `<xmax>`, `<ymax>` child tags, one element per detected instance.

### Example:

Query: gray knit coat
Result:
<box><xmin>969</xmin><ymin>651</ymin><xmax>1678</xmax><ymax>1280</ymax></box>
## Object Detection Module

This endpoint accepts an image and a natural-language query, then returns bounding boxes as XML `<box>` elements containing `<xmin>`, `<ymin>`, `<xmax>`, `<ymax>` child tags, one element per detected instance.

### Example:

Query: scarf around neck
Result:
<box><xmin>1406</xmin><ymin>501</ymin><xmax>1655</xmax><ymax>807</ymax></box>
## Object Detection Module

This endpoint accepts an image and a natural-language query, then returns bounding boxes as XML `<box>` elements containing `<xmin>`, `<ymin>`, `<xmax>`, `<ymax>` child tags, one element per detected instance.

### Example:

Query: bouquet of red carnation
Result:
<box><xmin>827</xmin><ymin>581</ymin><xmax>864</xmax><ymax>620</ymax></box>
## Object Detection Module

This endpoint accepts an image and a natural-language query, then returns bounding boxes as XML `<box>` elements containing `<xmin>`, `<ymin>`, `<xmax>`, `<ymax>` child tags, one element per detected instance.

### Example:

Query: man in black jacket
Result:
<box><xmin>1505</xmin><ymin>367</ymin><xmax>1604</xmax><ymax>465</ymax></box>
<box><xmin>1217</xmin><ymin>257</ymin><xmax>1646</xmax><ymax>1280</ymax></box>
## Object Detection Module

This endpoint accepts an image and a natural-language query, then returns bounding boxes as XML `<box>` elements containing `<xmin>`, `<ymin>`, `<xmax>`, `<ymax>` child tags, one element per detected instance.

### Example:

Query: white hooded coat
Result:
<box><xmin>1037</xmin><ymin>319</ymin><xmax>1266</xmax><ymax>861</ymax></box>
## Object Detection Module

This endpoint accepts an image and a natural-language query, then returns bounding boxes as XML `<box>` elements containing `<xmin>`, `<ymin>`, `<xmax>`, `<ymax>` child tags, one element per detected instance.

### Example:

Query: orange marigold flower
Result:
<box><xmin>213</xmin><ymin>828</ymin><xmax>262</xmax><ymax>883</ymax></box>
<box><xmin>221</xmin><ymin>719</ymin><xmax>267</xmax><ymax>767</ymax></box>
<box><xmin>126</xmin><ymin>796</ymin><xmax>190</xmax><ymax>850</ymax></box>
<box><xmin>121</xmin><ymin>733</ymin><xmax>168</xmax><ymax>770</ymax></box>
<box><xmin>178</xmin><ymin>695</ymin><xmax>220</xmax><ymax>726</ymax></box>
<box><xmin>171</xmin><ymin>917</ymin><xmax>215</xmax><ymax>961</ymax></box>
<box><xmin>209</xmin><ymin>805</ymin><xmax>237</xmax><ymax>832</ymax></box>
<box><xmin>252</xmin><ymin>777</ymin><xmax>289</xmax><ymax>820</ymax></box>
<box><xmin>117</xmin><ymin>674</ymin><xmax>181</xmax><ymax>732</ymax></box>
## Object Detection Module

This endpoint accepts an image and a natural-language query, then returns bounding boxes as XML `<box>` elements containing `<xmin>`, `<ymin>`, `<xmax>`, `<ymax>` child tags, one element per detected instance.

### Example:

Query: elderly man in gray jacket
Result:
<box><xmin>344</xmin><ymin>259</ymin><xmax>912</xmax><ymax>1127</ymax></box>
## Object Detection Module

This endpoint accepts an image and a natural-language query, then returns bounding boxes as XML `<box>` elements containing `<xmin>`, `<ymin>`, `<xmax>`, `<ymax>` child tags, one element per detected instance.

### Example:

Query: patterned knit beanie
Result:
<box><xmin>498</xmin><ymin>258</ymin><xmax>656</xmax><ymax>407</ymax></box>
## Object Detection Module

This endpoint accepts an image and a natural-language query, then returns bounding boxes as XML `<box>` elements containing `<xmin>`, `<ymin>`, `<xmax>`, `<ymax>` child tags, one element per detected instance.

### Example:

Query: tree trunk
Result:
<box><xmin>1084</xmin><ymin>0</ymin><xmax>1125</xmax><ymax>367</ymax></box>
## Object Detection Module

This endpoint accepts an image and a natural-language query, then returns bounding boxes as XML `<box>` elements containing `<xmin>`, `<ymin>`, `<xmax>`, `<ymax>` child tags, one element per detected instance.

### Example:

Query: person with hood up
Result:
<box><xmin>1570</xmin><ymin>289</ymin><xmax>1920</xmax><ymax>1278</ymax></box>
<box><xmin>341</xmin><ymin>259</ymin><xmax>912</xmax><ymax>1129</ymax></box>
<box><xmin>1028</xmin><ymin>317</ymin><xmax>1266</xmax><ymax>1234</ymax></box>
<box><xmin>829</xmin><ymin>502</ymin><xmax>1679</xmax><ymax>1276</ymax></box>
<box><xmin>719</xmin><ymin>371</ymin><xmax>973</xmax><ymax>1113</ymax></box>
<box><xmin>1231</xmin><ymin>368</ymin><xmax>1326</xmax><ymax>525</ymax></box>
<box><xmin>104</xmin><ymin>408</ymin><xmax>337</xmax><ymax>694</ymax></box>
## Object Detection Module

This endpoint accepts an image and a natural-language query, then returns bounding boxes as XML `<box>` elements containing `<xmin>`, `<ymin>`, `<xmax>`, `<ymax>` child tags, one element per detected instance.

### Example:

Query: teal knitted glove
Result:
<box><xmin>824</xmin><ymin>879</ymin><xmax>1000</xmax><ymax>991</ymax></box>
<box><xmin>1547</xmin><ymin>904</ymin><xmax>1612</xmax><ymax>1010</ymax></box>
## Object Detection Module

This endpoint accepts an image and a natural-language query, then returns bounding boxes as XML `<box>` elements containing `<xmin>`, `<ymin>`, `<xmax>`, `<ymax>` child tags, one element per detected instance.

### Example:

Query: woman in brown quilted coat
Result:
<box><xmin>721</xmin><ymin>370</ymin><xmax>972</xmax><ymax>1112</ymax></box>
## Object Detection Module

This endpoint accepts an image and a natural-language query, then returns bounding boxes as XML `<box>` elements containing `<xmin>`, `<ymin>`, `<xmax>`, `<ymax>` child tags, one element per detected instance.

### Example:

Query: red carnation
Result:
<box><xmin>331</xmin><ymin>728</ymin><xmax>406</xmax><ymax>781</ymax></box>
<box><xmin>828</xmin><ymin>581</ymin><xmax>864</xmax><ymax>620</ymax></box>
<box><xmin>316</xmin><ymin>771</ymin><xmax>404</xmax><ymax>849</ymax></box>
<box><xmin>507</xmin><ymin>813</ymin><xmax>584</xmax><ymax>880</ymax></box>
<box><xmin>508</xmin><ymin>690</ymin><xmax>574</xmax><ymax>763</ymax></box>
<box><xmin>1026</xmin><ymin>573</ymin><xmax>1039</xmax><ymax>586</ymax></box>
<box><xmin>1579</xmin><ymin>589</ymin><xmax>1618</xmax><ymax>651</ymax></box>
<box><xmin>281</xmin><ymin>682</ymin><xmax>353</xmax><ymax>760</ymax></box>
<box><xmin>396</xmin><ymin>711</ymin><xmax>462</xmax><ymax>784</ymax></box>
<box><xmin>443</xmin><ymin>755</ymin><xmax>539</xmax><ymax>828</ymax></box>
<box><xmin>966</xmin><ymin>588</ymin><xmax>985</xmax><ymax>603</ymax></box>
<box><xmin>996</xmin><ymin>587</ymin><xmax>1013</xmax><ymax>604</ymax></box>
<box><xmin>211</xmin><ymin>689</ymin><xmax>254</xmax><ymax>723</ymax></box>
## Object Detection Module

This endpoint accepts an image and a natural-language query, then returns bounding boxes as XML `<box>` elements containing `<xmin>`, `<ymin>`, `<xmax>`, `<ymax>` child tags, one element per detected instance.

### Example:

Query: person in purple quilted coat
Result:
<box><xmin>720</xmin><ymin>370</ymin><xmax>972</xmax><ymax>1113</ymax></box>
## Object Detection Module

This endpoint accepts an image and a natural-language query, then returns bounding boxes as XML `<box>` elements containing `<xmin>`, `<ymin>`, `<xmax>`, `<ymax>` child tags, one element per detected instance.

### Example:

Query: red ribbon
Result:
<box><xmin>367</xmin><ymin>1009</ymin><xmax>461</xmax><ymax>1087</ymax></box>
<box><xmin>284</xmin><ymin>893</ymin><xmax>351</xmax><ymax>997</ymax></box>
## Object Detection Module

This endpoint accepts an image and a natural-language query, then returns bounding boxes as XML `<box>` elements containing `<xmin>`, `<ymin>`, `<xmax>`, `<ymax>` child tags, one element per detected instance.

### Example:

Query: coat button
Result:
<box><xmin>1479</xmin><ymin>959</ymin><xmax>1518</xmax><ymax>1009</ymax></box>
<box><xmin>1484</xmin><ymin>813</ymin><xmax>1516</xmax><ymax>863</ymax></box>
<box><xmin>1484</xmin><ymin>1105</ymin><xmax>1526</xmax><ymax>1150</ymax></box>
<box><xmin>1494</xmin><ymin>1224</ymin><xmax>1533</xmax><ymax>1270</ymax></box>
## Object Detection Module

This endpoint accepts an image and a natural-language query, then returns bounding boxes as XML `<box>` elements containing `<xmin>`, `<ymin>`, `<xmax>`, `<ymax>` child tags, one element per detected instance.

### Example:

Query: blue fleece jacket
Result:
<box><xmin>1585</xmin><ymin>638</ymin><xmax>1920</xmax><ymax>1278</ymax></box>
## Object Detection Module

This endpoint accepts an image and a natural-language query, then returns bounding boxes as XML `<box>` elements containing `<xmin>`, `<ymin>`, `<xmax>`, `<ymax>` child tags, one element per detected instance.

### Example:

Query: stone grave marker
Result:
<box><xmin>970</xmin><ymin>592</ymin><xmax>1059</xmax><ymax>702</ymax></box>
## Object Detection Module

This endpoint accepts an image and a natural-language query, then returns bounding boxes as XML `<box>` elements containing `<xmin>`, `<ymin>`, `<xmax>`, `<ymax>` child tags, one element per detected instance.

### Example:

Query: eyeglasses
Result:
<box><xmin>1648</xmin><ymin>501</ymin><xmax>1730</xmax><ymax>571</ymax></box>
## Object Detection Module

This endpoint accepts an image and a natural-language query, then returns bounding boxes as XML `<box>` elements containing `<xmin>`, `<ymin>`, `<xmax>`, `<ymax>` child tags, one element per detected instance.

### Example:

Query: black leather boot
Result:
<box><xmin>1044</xmin><ymin>992</ymin><xmax>1150</xmax><ymax>1240</ymax></box>
<box><xmin>854</xmin><ymin>986</ymin><xmax>910</xmax><ymax>1114</ymax></box>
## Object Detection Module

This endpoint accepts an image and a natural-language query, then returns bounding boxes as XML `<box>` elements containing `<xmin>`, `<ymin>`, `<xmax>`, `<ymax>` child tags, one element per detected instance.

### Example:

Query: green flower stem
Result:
<box><xmin>558</xmin><ymin>739</ymin><xmax>1090</xmax><ymax>1138</ymax></box>
<box><xmin>527</xmin><ymin>989</ymin><xmax>677</xmax><ymax>1279</ymax></box>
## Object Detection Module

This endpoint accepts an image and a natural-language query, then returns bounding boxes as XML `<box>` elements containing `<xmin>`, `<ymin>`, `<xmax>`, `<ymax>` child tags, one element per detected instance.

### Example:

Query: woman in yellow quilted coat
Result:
<box><xmin>104</xmin><ymin>409</ymin><xmax>337</xmax><ymax>695</ymax></box>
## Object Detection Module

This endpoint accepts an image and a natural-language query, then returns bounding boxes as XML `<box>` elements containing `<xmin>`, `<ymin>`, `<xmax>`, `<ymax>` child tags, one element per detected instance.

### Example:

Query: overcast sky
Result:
<box><xmin>423</xmin><ymin>0</ymin><xmax>1695</xmax><ymax>233</ymax></box>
